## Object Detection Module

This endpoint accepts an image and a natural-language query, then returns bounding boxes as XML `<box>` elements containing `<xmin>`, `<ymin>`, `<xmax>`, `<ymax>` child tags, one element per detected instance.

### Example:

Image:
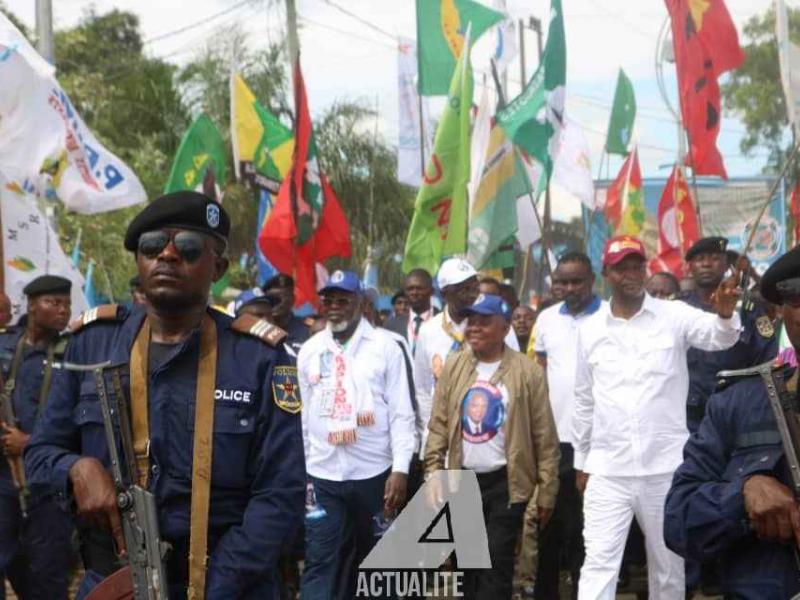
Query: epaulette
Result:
<box><xmin>68</xmin><ymin>304</ymin><xmax>123</xmax><ymax>333</ymax></box>
<box><xmin>231</xmin><ymin>314</ymin><xmax>288</xmax><ymax>346</ymax></box>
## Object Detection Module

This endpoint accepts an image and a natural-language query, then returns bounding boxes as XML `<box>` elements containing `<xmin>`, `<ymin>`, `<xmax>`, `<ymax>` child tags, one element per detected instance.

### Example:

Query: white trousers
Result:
<box><xmin>577</xmin><ymin>473</ymin><xmax>684</xmax><ymax>600</ymax></box>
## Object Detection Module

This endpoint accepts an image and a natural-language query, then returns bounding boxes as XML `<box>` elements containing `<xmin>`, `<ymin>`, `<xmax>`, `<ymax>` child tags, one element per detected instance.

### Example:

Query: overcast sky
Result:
<box><xmin>7</xmin><ymin>0</ymin><xmax>786</xmax><ymax>219</ymax></box>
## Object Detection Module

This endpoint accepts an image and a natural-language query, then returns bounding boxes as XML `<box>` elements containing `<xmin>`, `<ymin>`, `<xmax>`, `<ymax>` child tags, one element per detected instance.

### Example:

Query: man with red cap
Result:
<box><xmin>572</xmin><ymin>235</ymin><xmax>741</xmax><ymax>600</ymax></box>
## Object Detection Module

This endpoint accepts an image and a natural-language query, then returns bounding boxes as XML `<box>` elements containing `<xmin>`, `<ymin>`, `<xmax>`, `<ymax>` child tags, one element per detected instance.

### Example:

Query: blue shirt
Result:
<box><xmin>664</xmin><ymin>371</ymin><xmax>799</xmax><ymax>599</ymax></box>
<box><xmin>680</xmin><ymin>291</ymin><xmax>777</xmax><ymax>432</ymax></box>
<box><xmin>24</xmin><ymin>305</ymin><xmax>305</xmax><ymax>597</ymax></box>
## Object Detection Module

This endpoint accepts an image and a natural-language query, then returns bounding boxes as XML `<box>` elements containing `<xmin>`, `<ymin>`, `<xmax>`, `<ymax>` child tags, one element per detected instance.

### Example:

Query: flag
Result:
<box><xmin>492</xmin><ymin>0</ymin><xmax>518</xmax><ymax>76</ymax></box>
<box><xmin>468</xmin><ymin>125</ymin><xmax>532</xmax><ymax>269</ymax></box>
<box><xmin>0</xmin><ymin>14</ymin><xmax>145</xmax><ymax>214</ymax></box>
<box><xmin>397</xmin><ymin>37</ymin><xmax>434</xmax><ymax>186</ymax></box>
<box><xmin>791</xmin><ymin>180</ymin><xmax>800</xmax><ymax>246</ymax></box>
<box><xmin>468</xmin><ymin>84</ymin><xmax>493</xmax><ymax>213</ymax></box>
<box><xmin>496</xmin><ymin>0</ymin><xmax>566</xmax><ymax>187</ymax></box>
<box><xmin>230</xmin><ymin>74</ymin><xmax>295</xmax><ymax>194</ymax></box>
<box><xmin>230</xmin><ymin>74</ymin><xmax>295</xmax><ymax>284</ymax></box>
<box><xmin>665</xmin><ymin>0</ymin><xmax>744</xmax><ymax>178</ymax></box>
<box><xmin>403</xmin><ymin>28</ymin><xmax>474</xmax><ymax>274</ymax></box>
<box><xmin>777</xmin><ymin>0</ymin><xmax>800</xmax><ymax>139</ymax></box>
<box><xmin>71</xmin><ymin>228</ymin><xmax>82</xmax><ymax>269</ymax></box>
<box><xmin>604</xmin><ymin>148</ymin><xmax>643</xmax><ymax>235</ymax></box>
<box><xmin>83</xmin><ymin>259</ymin><xmax>101</xmax><ymax>308</ymax></box>
<box><xmin>258</xmin><ymin>60</ymin><xmax>351</xmax><ymax>307</ymax></box>
<box><xmin>0</xmin><ymin>173</ymin><xmax>88</xmax><ymax>319</ymax></box>
<box><xmin>416</xmin><ymin>0</ymin><xmax>503</xmax><ymax>96</ymax></box>
<box><xmin>605</xmin><ymin>69</ymin><xmax>636</xmax><ymax>155</ymax></box>
<box><xmin>653</xmin><ymin>165</ymin><xmax>700</xmax><ymax>276</ymax></box>
<box><xmin>165</xmin><ymin>114</ymin><xmax>227</xmax><ymax>200</ymax></box>
<box><xmin>552</xmin><ymin>117</ymin><xmax>594</xmax><ymax>209</ymax></box>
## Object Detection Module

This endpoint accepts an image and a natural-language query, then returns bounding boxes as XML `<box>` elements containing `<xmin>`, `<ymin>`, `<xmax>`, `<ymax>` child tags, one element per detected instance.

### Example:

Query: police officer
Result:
<box><xmin>0</xmin><ymin>275</ymin><xmax>74</xmax><ymax>600</ymax></box>
<box><xmin>261</xmin><ymin>274</ymin><xmax>309</xmax><ymax>355</ymax></box>
<box><xmin>24</xmin><ymin>191</ymin><xmax>305</xmax><ymax>599</ymax></box>
<box><xmin>679</xmin><ymin>236</ymin><xmax>778</xmax><ymax>433</ymax></box>
<box><xmin>664</xmin><ymin>245</ymin><xmax>800</xmax><ymax>599</ymax></box>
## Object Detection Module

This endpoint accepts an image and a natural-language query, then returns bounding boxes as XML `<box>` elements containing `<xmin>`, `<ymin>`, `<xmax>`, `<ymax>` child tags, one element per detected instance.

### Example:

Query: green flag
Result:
<box><xmin>416</xmin><ymin>0</ymin><xmax>502</xmax><ymax>96</ymax></box>
<box><xmin>403</xmin><ymin>30</ymin><xmax>473</xmax><ymax>274</ymax></box>
<box><xmin>165</xmin><ymin>113</ymin><xmax>227</xmax><ymax>199</ymax></box>
<box><xmin>605</xmin><ymin>69</ymin><xmax>636</xmax><ymax>155</ymax></box>
<box><xmin>468</xmin><ymin>126</ymin><xmax>532</xmax><ymax>270</ymax></box>
<box><xmin>496</xmin><ymin>0</ymin><xmax>565</xmax><ymax>182</ymax></box>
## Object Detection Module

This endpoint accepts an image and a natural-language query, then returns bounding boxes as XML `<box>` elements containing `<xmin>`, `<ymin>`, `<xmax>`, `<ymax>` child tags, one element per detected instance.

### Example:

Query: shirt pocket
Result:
<box><xmin>587</xmin><ymin>343</ymin><xmax>622</xmax><ymax>378</ymax></box>
<box><xmin>638</xmin><ymin>335</ymin><xmax>675</xmax><ymax>375</ymax></box>
<box><xmin>73</xmin><ymin>379</ymin><xmax>118</xmax><ymax>466</ymax></box>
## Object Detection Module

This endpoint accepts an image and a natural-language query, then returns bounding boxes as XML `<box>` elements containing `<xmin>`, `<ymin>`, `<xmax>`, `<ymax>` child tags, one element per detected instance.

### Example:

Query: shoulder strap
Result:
<box><xmin>230</xmin><ymin>314</ymin><xmax>288</xmax><ymax>346</ymax></box>
<box><xmin>2</xmin><ymin>336</ymin><xmax>26</xmax><ymax>424</ymax></box>
<box><xmin>68</xmin><ymin>304</ymin><xmax>121</xmax><ymax>333</ymax></box>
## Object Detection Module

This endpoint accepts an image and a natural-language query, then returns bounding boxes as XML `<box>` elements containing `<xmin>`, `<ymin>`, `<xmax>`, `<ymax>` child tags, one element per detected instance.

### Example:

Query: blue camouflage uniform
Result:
<box><xmin>0</xmin><ymin>323</ymin><xmax>74</xmax><ymax>600</ymax></box>
<box><xmin>24</xmin><ymin>304</ymin><xmax>306</xmax><ymax>599</ymax></box>
<box><xmin>680</xmin><ymin>291</ymin><xmax>778</xmax><ymax>432</ymax></box>
<box><xmin>664</xmin><ymin>367</ymin><xmax>800</xmax><ymax>599</ymax></box>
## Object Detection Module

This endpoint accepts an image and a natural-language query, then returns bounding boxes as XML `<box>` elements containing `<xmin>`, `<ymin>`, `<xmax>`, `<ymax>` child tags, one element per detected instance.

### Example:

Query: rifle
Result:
<box><xmin>55</xmin><ymin>360</ymin><xmax>170</xmax><ymax>600</ymax></box>
<box><xmin>0</xmin><ymin>350</ymin><xmax>29</xmax><ymax>518</ymax></box>
<box><xmin>719</xmin><ymin>361</ymin><xmax>800</xmax><ymax>598</ymax></box>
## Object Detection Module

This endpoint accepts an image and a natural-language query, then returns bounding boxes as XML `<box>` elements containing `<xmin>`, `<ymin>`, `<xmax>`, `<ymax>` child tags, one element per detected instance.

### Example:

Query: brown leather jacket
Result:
<box><xmin>424</xmin><ymin>346</ymin><xmax>561</xmax><ymax>508</ymax></box>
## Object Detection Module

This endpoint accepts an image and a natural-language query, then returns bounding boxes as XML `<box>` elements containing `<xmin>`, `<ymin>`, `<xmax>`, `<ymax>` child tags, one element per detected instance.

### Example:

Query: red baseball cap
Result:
<box><xmin>603</xmin><ymin>235</ymin><xmax>646</xmax><ymax>267</ymax></box>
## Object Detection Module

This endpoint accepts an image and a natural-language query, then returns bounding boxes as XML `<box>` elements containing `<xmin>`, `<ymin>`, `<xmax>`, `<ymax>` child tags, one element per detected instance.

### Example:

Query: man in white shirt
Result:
<box><xmin>383</xmin><ymin>268</ymin><xmax>438</xmax><ymax>353</ymax></box>
<box><xmin>573</xmin><ymin>235</ymin><xmax>741</xmax><ymax>600</ymax></box>
<box><xmin>523</xmin><ymin>251</ymin><xmax>604</xmax><ymax>600</ymax></box>
<box><xmin>297</xmin><ymin>270</ymin><xmax>416</xmax><ymax>599</ymax></box>
<box><xmin>414</xmin><ymin>258</ymin><xmax>518</xmax><ymax>459</ymax></box>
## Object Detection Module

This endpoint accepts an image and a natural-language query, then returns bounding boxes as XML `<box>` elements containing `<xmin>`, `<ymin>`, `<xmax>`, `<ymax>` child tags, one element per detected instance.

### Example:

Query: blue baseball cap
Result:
<box><xmin>319</xmin><ymin>270</ymin><xmax>363</xmax><ymax>296</ymax></box>
<box><xmin>460</xmin><ymin>293</ymin><xmax>512</xmax><ymax>321</ymax></box>
<box><xmin>233</xmin><ymin>287</ymin><xmax>278</xmax><ymax>315</ymax></box>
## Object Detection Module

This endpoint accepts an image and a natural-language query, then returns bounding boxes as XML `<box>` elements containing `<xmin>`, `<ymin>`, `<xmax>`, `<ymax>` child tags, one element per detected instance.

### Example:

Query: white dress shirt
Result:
<box><xmin>572</xmin><ymin>293</ymin><xmax>741</xmax><ymax>477</ymax></box>
<box><xmin>414</xmin><ymin>306</ymin><xmax>519</xmax><ymax>457</ymax></box>
<box><xmin>407</xmin><ymin>307</ymin><xmax>433</xmax><ymax>352</ymax></box>
<box><xmin>534</xmin><ymin>296</ymin><xmax>605</xmax><ymax>444</ymax></box>
<box><xmin>298</xmin><ymin>318</ymin><xmax>417</xmax><ymax>481</ymax></box>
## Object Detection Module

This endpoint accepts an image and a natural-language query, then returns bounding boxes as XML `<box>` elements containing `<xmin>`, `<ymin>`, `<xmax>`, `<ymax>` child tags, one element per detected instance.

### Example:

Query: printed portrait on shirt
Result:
<box><xmin>461</xmin><ymin>382</ymin><xmax>505</xmax><ymax>443</ymax></box>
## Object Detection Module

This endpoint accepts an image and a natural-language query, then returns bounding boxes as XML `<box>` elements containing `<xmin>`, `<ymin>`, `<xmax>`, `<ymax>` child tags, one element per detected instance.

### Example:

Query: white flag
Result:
<box><xmin>1</xmin><ymin>172</ymin><xmax>89</xmax><ymax>320</ymax></box>
<box><xmin>515</xmin><ymin>195</ymin><xmax>542</xmax><ymax>249</ymax></box>
<box><xmin>397</xmin><ymin>37</ymin><xmax>433</xmax><ymax>187</ymax></box>
<box><xmin>493</xmin><ymin>0</ymin><xmax>518</xmax><ymax>76</ymax></box>
<box><xmin>0</xmin><ymin>14</ymin><xmax>146</xmax><ymax>214</ymax></box>
<box><xmin>552</xmin><ymin>117</ymin><xmax>595</xmax><ymax>209</ymax></box>
<box><xmin>468</xmin><ymin>84</ymin><xmax>493</xmax><ymax>213</ymax></box>
<box><xmin>776</xmin><ymin>0</ymin><xmax>800</xmax><ymax>138</ymax></box>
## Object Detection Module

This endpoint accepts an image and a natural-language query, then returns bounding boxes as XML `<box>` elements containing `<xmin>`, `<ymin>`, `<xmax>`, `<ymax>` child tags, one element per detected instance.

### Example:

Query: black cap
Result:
<box><xmin>685</xmin><ymin>236</ymin><xmax>728</xmax><ymax>261</ymax></box>
<box><xmin>23</xmin><ymin>275</ymin><xmax>72</xmax><ymax>297</ymax></box>
<box><xmin>761</xmin><ymin>246</ymin><xmax>800</xmax><ymax>304</ymax></box>
<box><xmin>124</xmin><ymin>191</ymin><xmax>230</xmax><ymax>252</ymax></box>
<box><xmin>263</xmin><ymin>273</ymin><xmax>294</xmax><ymax>292</ymax></box>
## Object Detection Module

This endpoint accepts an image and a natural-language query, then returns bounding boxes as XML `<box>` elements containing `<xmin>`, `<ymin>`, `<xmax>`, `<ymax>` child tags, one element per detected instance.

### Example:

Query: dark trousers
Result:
<box><xmin>301</xmin><ymin>469</ymin><xmax>391</xmax><ymax>600</ymax></box>
<box><xmin>461</xmin><ymin>468</ymin><xmax>525</xmax><ymax>600</ymax></box>
<box><xmin>535</xmin><ymin>444</ymin><xmax>584</xmax><ymax>600</ymax></box>
<box><xmin>0</xmin><ymin>493</ymin><xmax>74</xmax><ymax>600</ymax></box>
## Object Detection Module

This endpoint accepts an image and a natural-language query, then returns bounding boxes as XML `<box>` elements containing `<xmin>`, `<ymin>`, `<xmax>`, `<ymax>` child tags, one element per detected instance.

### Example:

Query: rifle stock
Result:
<box><xmin>0</xmin><ymin>361</ymin><xmax>29</xmax><ymax>517</ymax></box>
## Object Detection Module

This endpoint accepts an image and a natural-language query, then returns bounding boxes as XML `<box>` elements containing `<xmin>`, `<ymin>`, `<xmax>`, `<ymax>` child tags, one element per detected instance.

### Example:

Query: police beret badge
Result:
<box><xmin>756</xmin><ymin>315</ymin><xmax>775</xmax><ymax>339</ymax></box>
<box><xmin>273</xmin><ymin>365</ymin><xmax>301</xmax><ymax>414</ymax></box>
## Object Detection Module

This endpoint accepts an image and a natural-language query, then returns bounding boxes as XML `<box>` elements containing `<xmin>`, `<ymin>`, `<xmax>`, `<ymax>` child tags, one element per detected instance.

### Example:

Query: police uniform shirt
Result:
<box><xmin>413</xmin><ymin>307</ymin><xmax>519</xmax><ymax>459</ymax></box>
<box><xmin>297</xmin><ymin>318</ymin><xmax>416</xmax><ymax>482</ymax></box>
<box><xmin>680</xmin><ymin>291</ymin><xmax>777</xmax><ymax>431</ymax></box>
<box><xmin>24</xmin><ymin>305</ymin><xmax>305</xmax><ymax>597</ymax></box>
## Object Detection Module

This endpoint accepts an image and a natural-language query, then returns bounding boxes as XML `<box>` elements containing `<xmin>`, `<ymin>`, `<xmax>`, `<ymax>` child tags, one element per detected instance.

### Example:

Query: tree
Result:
<box><xmin>722</xmin><ymin>5</ymin><xmax>800</xmax><ymax>171</ymax></box>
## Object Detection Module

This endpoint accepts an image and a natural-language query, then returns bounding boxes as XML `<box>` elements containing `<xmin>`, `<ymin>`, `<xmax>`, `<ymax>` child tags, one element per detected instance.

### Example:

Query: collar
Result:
<box><xmin>320</xmin><ymin>317</ymin><xmax>373</xmax><ymax>349</ymax></box>
<box><xmin>410</xmin><ymin>307</ymin><xmax>432</xmax><ymax>321</ymax></box>
<box><xmin>558</xmin><ymin>295</ymin><xmax>602</xmax><ymax>317</ymax></box>
<box><xmin>606</xmin><ymin>293</ymin><xmax>655</xmax><ymax>323</ymax></box>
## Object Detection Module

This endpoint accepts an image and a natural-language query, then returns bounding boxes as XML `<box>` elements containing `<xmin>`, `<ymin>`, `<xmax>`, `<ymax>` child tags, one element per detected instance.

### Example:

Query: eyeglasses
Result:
<box><xmin>321</xmin><ymin>296</ymin><xmax>355</xmax><ymax>308</ymax></box>
<box><xmin>137</xmin><ymin>230</ymin><xmax>210</xmax><ymax>263</ymax></box>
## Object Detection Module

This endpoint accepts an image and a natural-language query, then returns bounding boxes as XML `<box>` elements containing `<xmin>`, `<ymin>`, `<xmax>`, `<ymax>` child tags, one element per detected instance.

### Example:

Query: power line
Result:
<box><xmin>298</xmin><ymin>15</ymin><xmax>395</xmax><ymax>50</ymax></box>
<box><xmin>144</xmin><ymin>0</ymin><xmax>253</xmax><ymax>45</ymax></box>
<box><xmin>322</xmin><ymin>0</ymin><xmax>396</xmax><ymax>41</ymax></box>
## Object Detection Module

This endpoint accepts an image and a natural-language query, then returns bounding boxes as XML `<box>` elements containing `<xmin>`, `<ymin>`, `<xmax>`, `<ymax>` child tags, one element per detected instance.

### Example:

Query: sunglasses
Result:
<box><xmin>137</xmin><ymin>230</ymin><xmax>211</xmax><ymax>263</ymax></box>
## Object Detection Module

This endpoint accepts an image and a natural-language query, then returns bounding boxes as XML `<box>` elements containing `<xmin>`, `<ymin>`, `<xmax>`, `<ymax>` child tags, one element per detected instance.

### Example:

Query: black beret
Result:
<box><xmin>23</xmin><ymin>275</ymin><xmax>72</xmax><ymax>297</ymax></box>
<box><xmin>262</xmin><ymin>273</ymin><xmax>294</xmax><ymax>291</ymax></box>
<box><xmin>124</xmin><ymin>191</ymin><xmax>230</xmax><ymax>252</ymax></box>
<box><xmin>685</xmin><ymin>237</ymin><xmax>728</xmax><ymax>261</ymax></box>
<box><xmin>761</xmin><ymin>245</ymin><xmax>800</xmax><ymax>304</ymax></box>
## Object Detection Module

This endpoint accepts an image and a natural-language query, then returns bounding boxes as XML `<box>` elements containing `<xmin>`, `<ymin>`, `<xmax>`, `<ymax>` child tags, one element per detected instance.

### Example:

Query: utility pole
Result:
<box><xmin>285</xmin><ymin>0</ymin><xmax>300</xmax><ymax>67</ymax></box>
<box><xmin>35</xmin><ymin>0</ymin><xmax>54</xmax><ymax>64</ymax></box>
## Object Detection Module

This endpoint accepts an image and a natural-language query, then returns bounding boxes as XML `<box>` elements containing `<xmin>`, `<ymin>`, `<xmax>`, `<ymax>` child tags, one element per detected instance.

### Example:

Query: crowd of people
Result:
<box><xmin>0</xmin><ymin>190</ymin><xmax>798</xmax><ymax>600</ymax></box>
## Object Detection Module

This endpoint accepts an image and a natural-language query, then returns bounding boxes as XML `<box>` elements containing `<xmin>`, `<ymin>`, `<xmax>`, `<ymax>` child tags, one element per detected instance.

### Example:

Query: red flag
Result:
<box><xmin>791</xmin><ymin>181</ymin><xmax>800</xmax><ymax>246</ymax></box>
<box><xmin>258</xmin><ymin>60</ymin><xmax>351</xmax><ymax>306</ymax></box>
<box><xmin>653</xmin><ymin>165</ymin><xmax>701</xmax><ymax>277</ymax></box>
<box><xmin>665</xmin><ymin>0</ymin><xmax>744</xmax><ymax>178</ymax></box>
<box><xmin>604</xmin><ymin>151</ymin><xmax>635</xmax><ymax>232</ymax></box>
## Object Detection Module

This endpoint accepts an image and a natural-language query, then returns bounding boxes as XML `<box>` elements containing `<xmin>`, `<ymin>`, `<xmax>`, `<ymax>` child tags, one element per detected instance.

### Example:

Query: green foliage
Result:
<box><xmin>722</xmin><ymin>5</ymin><xmax>800</xmax><ymax>171</ymax></box>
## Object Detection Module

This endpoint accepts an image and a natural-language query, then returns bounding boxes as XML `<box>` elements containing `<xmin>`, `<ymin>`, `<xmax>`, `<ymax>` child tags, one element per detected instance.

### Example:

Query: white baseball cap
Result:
<box><xmin>436</xmin><ymin>258</ymin><xmax>478</xmax><ymax>289</ymax></box>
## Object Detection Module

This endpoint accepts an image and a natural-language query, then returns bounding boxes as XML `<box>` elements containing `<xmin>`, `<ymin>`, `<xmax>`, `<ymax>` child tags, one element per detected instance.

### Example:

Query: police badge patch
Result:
<box><xmin>756</xmin><ymin>315</ymin><xmax>775</xmax><ymax>338</ymax></box>
<box><xmin>273</xmin><ymin>365</ymin><xmax>302</xmax><ymax>414</ymax></box>
<box><xmin>206</xmin><ymin>203</ymin><xmax>220</xmax><ymax>228</ymax></box>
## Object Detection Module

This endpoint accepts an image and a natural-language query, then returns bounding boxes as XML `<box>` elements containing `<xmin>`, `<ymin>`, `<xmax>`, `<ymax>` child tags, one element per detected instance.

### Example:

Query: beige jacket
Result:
<box><xmin>424</xmin><ymin>346</ymin><xmax>561</xmax><ymax>508</ymax></box>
